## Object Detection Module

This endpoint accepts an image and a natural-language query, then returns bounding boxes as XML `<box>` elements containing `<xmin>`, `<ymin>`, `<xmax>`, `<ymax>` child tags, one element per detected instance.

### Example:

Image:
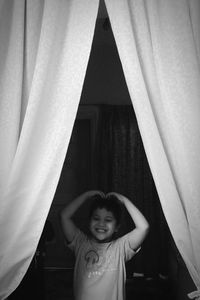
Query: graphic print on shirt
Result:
<box><xmin>84</xmin><ymin>248</ymin><xmax>114</xmax><ymax>278</ymax></box>
<box><xmin>85</xmin><ymin>250</ymin><xmax>103</xmax><ymax>268</ymax></box>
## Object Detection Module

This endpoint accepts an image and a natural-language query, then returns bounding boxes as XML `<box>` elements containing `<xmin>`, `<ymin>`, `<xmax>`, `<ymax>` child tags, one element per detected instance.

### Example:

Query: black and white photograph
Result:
<box><xmin>0</xmin><ymin>0</ymin><xmax>199</xmax><ymax>300</ymax></box>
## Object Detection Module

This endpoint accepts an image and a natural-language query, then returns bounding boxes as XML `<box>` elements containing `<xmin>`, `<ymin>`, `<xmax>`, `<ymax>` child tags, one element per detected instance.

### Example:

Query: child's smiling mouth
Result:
<box><xmin>95</xmin><ymin>228</ymin><xmax>107</xmax><ymax>233</ymax></box>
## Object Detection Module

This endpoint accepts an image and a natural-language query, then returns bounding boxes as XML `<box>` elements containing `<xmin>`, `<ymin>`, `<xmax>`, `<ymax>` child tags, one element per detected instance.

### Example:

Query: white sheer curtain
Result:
<box><xmin>0</xmin><ymin>0</ymin><xmax>99</xmax><ymax>299</ymax></box>
<box><xmin>105</xmin><ymin>0</ymin><xmax>200</xmax><ymax>298</ymax></box>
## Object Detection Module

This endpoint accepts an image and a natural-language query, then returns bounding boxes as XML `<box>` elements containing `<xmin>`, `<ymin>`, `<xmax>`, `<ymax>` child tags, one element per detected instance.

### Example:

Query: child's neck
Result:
<box><xmin>91</xmin><ymin>236</ymin><xmax>113</xmax><ymax>244</ymax></box>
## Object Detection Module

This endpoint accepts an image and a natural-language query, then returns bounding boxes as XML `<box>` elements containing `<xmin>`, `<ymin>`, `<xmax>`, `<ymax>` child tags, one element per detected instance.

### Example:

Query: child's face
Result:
<box><xmin>89</xmin><ymin>207</ymin><xmax>118</xmax><ymax>243</ymax></box>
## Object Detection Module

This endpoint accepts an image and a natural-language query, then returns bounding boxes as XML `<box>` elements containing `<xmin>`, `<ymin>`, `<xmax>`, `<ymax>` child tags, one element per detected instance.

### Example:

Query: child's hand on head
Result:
<box><xmin>106</xmin><ymin>192</ymin><xmax>125</xmax><ymax>203</ymax></box>
<box><xmin>86</xmin><ymin>190</ymin><xmax>105</xmax><ymax>198</ymax></box>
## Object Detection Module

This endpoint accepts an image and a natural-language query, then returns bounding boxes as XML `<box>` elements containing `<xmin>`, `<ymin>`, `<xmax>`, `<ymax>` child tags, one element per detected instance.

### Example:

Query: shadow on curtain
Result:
<box><xmin>96</xmin><ymin>105</ymin><xmax>170</xmax><ymax>278</ymax></box>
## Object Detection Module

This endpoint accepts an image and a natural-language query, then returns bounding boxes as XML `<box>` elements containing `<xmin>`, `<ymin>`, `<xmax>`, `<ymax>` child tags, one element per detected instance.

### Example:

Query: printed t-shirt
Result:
<box><xmin>68</xmin><ymin>230</ymin><xmax>136</xmax><ymax>300</ymax></box>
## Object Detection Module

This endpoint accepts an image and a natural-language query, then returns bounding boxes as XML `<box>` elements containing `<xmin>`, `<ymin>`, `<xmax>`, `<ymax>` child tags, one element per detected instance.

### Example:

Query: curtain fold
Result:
<box><xmin>0</xmin><ymin>0</ymin><xmax>99</xmax><ymax>299</ymax></box>
<box><xmin>105</xmin><ymin>0</ymin><xmax>200</xmax><ymax>297</ymax></box>
<box><xmin>0</xmin><ymin>0</ymin><xmax>25</xmax><ymax>193</ymax></box>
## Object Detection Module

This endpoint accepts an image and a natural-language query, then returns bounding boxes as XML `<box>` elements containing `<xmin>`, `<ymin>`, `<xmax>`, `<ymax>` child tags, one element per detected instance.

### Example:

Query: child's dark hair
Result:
<box><xmin>88</xmin><ymin>194</ymin><xmax>122</xmax><ymax>225</ymax></box>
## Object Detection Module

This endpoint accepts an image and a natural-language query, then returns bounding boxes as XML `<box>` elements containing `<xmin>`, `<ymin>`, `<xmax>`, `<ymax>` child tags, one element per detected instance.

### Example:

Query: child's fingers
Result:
<box><xmin>89</xmin><ymin>190</ymin><xmax>105</xmax><ymax>198</ymax></box>
<box><xmin>106</xmin><ymin>192</ymin><xmax>124</xmax><ymax>203</ymax></box>
<box><xmin>101</xmin><ymin>191</ymin><xmax>106</xmax><ymax>197</ymax></box>
<box><xmin>97</xmin><ymin>190</ymin><xmax>105</xmax><ymax>198</ymax></box>
<box><xmin>106</xmin><ymin>192</ymin><xmax>118</xmax><ymax>198</ymax></box>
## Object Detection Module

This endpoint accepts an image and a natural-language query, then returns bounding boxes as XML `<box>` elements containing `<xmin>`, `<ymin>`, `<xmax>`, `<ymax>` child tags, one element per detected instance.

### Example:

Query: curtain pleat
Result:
<box><xmin>0</xmin><ymin>0</ymin><xmax>25</xmax><ymax>192</ymax></box>
<box><xmin>105</xmin><ymin>0</ymin><xmax>200</xmax><ymax>297</ymax></box>
<box><xmin>0</xmin><ymin>1</ymin><xmax>99</xmax><ymax>299</ymax></box>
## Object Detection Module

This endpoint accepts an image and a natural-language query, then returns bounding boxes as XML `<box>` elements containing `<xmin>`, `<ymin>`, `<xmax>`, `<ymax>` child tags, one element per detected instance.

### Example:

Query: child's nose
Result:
<box><xmin>98</xmin><ymin>219</ymin><xmax>106</xmax><ymax>226</ymax></box>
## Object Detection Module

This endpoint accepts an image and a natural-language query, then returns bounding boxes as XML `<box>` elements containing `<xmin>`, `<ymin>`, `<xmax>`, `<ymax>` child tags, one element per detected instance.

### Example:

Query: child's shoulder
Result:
<box><xmin>70</xmin><ymin>229</ymin><xmax>88</xmax><ymax>244</ymax></box>
<box><xmin>112</xmin><ymin>233</ymin><xmax>133</xmax><ymax>247</ymax></box>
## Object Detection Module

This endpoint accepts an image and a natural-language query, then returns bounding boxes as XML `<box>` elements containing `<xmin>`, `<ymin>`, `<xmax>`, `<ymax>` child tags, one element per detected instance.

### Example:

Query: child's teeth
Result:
<box><xmin>97</xmin><ymin>229</ymin><xmax>105</xmax><ymax>232</ymax></box>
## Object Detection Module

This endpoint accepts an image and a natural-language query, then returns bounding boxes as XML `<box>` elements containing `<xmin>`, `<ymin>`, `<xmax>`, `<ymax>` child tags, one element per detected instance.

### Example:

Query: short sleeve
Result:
<box><xmin>67</xmin><ymin>230</ymin><xmax>87</xmax><ymax>256</ymax></box>
<box><xmin>116</xmin><ymin>232</ymin><xmax>138</xmax><ymax>262</ymax></box>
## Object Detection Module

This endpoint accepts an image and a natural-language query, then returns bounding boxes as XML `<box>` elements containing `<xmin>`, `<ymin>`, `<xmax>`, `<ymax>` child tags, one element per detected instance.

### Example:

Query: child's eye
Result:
<box><xmin>105</xmin><ymin>218</ymin><xmax>113</xmax><ymax>222</ymax></box>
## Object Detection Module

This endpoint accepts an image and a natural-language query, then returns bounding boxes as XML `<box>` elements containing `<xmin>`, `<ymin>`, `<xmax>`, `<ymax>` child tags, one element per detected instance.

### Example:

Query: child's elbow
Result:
<box><xmin>142</xmin><ymin>222</ymin><xmax>150</xmax><ymax>237</ymax></box>
<box><xmin>60</xmin><ymin>210</ymin><xmax>68</xmax><ymax>224</ymax></box>
<box><xmin>144</xmin><ymin>222</ymin><xmax>150</xmax><ymax>235</ymax></box>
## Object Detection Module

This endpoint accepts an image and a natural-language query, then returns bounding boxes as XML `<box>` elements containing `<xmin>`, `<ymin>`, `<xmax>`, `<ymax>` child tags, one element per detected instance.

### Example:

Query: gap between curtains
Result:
<box><xmin>0</xmin><ymin>0</ymin><xmax>99</xmax><ymax>299</ymax></box>
<box><xmin>104</xmin><ymin>0</ymin><xmax>200</xmax><ymax>298</ymax></box>
<box><xmin>97</xmin><ymin>105</ymin><xmax>169</xmax><ymax>278</ymax></box>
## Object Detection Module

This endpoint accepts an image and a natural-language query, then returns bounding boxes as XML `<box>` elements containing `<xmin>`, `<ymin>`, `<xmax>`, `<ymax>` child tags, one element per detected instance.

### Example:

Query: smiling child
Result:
<box><xmin>60</xmin><ymin>190</ymin><xmax>149</xmax><ymax>300</ymax></box>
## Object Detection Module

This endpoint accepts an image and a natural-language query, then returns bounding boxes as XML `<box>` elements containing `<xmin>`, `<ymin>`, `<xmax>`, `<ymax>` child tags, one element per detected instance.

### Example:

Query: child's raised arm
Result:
<box><xmin>107</xmin><ymin>192</ymin><xmax>149</xmax><ymax>251</ymax></box>
<box><xmin>60</xmin><ymin>190</ymin><xmax>104</xmax><ymax>243</ymax></box>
